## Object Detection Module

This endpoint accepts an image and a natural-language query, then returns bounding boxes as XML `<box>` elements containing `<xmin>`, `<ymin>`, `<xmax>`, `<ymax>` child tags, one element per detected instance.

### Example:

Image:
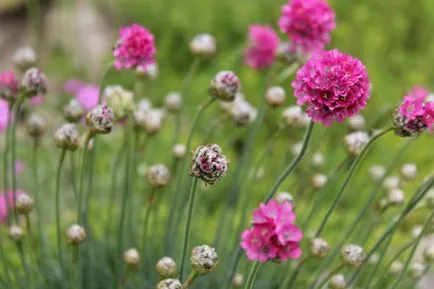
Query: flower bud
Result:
<box><xmin>86</xmin><ymin>104</ymin><xmax>114</xmax><ymax>134</ymax></box>
<box><xmin>190</xmin><ymin>34</ymin><xmax>216</xmax><ymax>58</ymax></box>
<box><xmin>265</xmin><ymin>86</ymin><xmax>286</xmax><ymax>107</ymax></box>
<box><xmin>369</xmin><ymin>165</ymin><xmax>385</xmax><ymax>181</ymax></box>
<box><xmin>341</xmin><ymin>244</ymin><xmax>365</xmax><ymax>268</ymax></box>
<box><xmin>408</xmin><ymin>262</ymin><xmax>425</xmax><ymax>279</ymax></box>
<box><xmin>232</xmin><ymin>273</ymin><xmax>244</xmax><ymax>287</ymax></box>
<box><xmin>137</xmin><ymin>98</ymin><xmax>152</xmax><ymax>112</ymax></box>
<box><xmin>276</xmin><ymin>192</ymin><xmax>293</xmax><ymax>204</ymax></box>
<box><xmin>147</xmin><ymin>164</ymin><xmax>171</xmax><ymax>187</ymax></box>
<box><xmin>401</xmin><ymin>163</ymin><xmax>417</xmax><ymax>180</ymax></box>
<box><xmin>0</xmin><ymin>70</ymin><xmax>19</xmax><ymax>101</ymax></box>
<box><xmin>66</xmin><ymin>224</ymin><xmax>87</xmax><ymax>245</ymax></box>
<box><xmin>165</xmin><ymin>92</ymin><xmax>182</xmax><ymax>112</ymax></box>
<box><xmin>136</xmin><ymin>63</ymin><xmax>158</xmax><ymax>80</ymax></box>
<box><xmin>26</xmin><ymin>113</ymin><xmax>45</xmax><ymax>138</ymax></box>
<box><xmin>423</xmin><ymin>245</ymin><xmax>434</xmax><ymax>262</ymax></box>
<box><xmin>282</xmin><ymin>106</ymin><xmax>309</xmax><ymax>128</ymax></box>
<box><xmin>367</xmin><ymin>253</ymin><xmax>380</xmax><ymax>265</ymax></box>
<box><xmin>54</xmin><ymin>123</ymin><xmax>80</xmax><ymax>151</ymax></box>
<box><xmin>123</xmin><ymin>248</ymin><xmax>140</xmax><ymax>268</ymax></box>
<box><xmin>156</xmin><ymin>279</ymin><xmax>182</xmax><ymax>289</ymax></box>
<box><xmin>389</xmin><ymin>261</ymin><xmax>404</xmax><ymax>275</ymax></box>
<box><xmin>232</xmin><ymin>99</ymin><xmax>257</xmax><ymax>126</ymax></box>
<box><xmin>21</xmin><ymin>67</ymin><xmax>47</xmax><ymax>97</ymax></box>
<box><xmin>383</xmin><ymin>176</ymin><xmax>400</xmax><ymax>190</ymax></box>
<box><xmin>64</xmin><ymin>99</ymin><xmax>85</xmax><ymax>123</ymax></box>
<box><xmin>387</xmin><ymin>188</ymin><xmax>405</xmax><ymax>206</ymax></box>
<box><xmin>13</xmin><ymin>46</ymin><xmax>38</xmax><ymax>71</ymax></box>
<box><xmin>343</xmin><ymin>131</ymin><xmax>370</xmax><ymax>155</ymax></box>
<box><xmin>156</xmin><ymin>257</ymin><xmax>177</xmax><ymax>277</ymax></box>
<box><xmin>393</xmin><ymin>110</ymin><xmax>427</xmax><ymax>137</ymax></box>
<box><xmin>172</xmin><ymin>144</ymin><xmax>186</xmax><ymax>159</ymax></box>
<box><xmin>311</xmin><ymin>174</ymin><xmax>328</xmax><ymax>189</ymax></box>
<box><xmin>276</xmin><ymin>42</ymin><xmax>299</xmax><ymax>64</ymax></box>
<box><xmin>347</xmin><ymin>115</ymin><xmax>366</xmax><ymax>131</ymax></box>
<box><xmin>191</xmin><ymin>144</ymin><xmax>229</xmax><ymax>185</ymax></box>
<box><xmin>191</xmin><ymin>244</ymin><xmax>219</xmax><ymax>274</ymax></box>
<box><xmin>209</xmin><ymin>71</ymin><xmax>240</xmax><ymax>102</ymax></box>
<box><xmin>309</xmin><ymin>238</ymin><xmax>330</xmax><ymax>259</ymax></box>
<box><xmin>134</xmin><ymin>108</ymin><xmax>166</xmax><ymax>135</ymax></box>
<box><xmin>329</xmin><ymin>274</ymin><xmax>346</xmax><ymax>289</ymax></box>
<box><xmin>103</xmin><ymin>85</ymin><xmax>135</xmax><ymax>119</ymax></box>
<box><xmin>9</xmin><ymin>225</ymin><xmax>24</xmax><ymax>242</ymax></box>
<box><xmin>311</xmin><ymin>152</ymin><xmax>324</xmax><ymax>167</ymax></box>
<box><xmin>15</xmin><ymin>193</ymin><xmax>34</xmax><ymax>215</ymax></box>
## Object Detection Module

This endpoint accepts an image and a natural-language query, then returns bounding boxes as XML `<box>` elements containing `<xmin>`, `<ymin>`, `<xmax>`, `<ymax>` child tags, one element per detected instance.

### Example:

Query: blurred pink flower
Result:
<box><xmin>292</xmin><ymin>49</ymin><xmax>370</xmax><ymax>126</ymax></box>
<box><xmin>15</xmin><ymin>161</ymin><xmax>25</xmax><ymax>174</ymax></box>
<box><xmin>76</xmin><ymin>85</ymin><xmax>99</xmax><ymax>111</ymax></box>
<box><xmin>244</xmin><ymin>25</ymin><xmax>279</xmax><ymax>70</ymax></box>
<box><xmin>278</xmin><ymin>0</ymin><xmax>336</xmax><ymax>54</ymax></box>
<box><xmin>241</xmin><ymin>200</ymin><xmax>303</xmax><ymax>262</ymax></box>
<box><xmin>0</xmin><ymin>190</ymin><xmax>23</xmax><ymax>224</ymax></box>
<box><xmin>64</xmin><ymin>79</ymin><xmax>86</xmax><ymax>94</ymax></box>
<box><xmin>113</xmin><ymin>23</ymin><xmax>156</xmax><ymax>70</ymax></box>
<box><xmin>0</xmin><ymin>99</ymin><xmax>12</xmax><ymax>134</ymax></box>
<box><xmin>0</xmin><ymin>70</ymin><xmax>19</xmax><ymax>101</ymax></box>
<box><xmin>30</xmin><ymin>94</ymin><xmax>45</xmax><ymax>106</ymax></box>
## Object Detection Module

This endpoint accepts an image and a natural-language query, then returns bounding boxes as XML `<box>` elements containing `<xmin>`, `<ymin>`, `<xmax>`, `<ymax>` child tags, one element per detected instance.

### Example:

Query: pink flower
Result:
<box><xmin>241</xmin><ymin>200</ymin><xmax>303</xmax><ymax>262</ymax></box>
<box><xmin>292</xmin><ymin>49</ymin><xmax>370</xmax><ymax>126</ymax></box>
<box><xmin>76</xmin><ymin>85</ymin><xmax>99</xmax><ymax>111</ymax></box>
<box><xmin>244</xmin><ymin>25</ymin><xmax>279</xmax><ymax>70</ymax></box>
<box><xmin>30</xmin><ymin>94</ymin><xmax>45</xmax><ymax>106</ymax></box>
<box><xmin>0</xmin><ymin>190</ymin><xmax>23</xmax><ymax>224</ymax></box>
<box><xmin>278</xmin><ymin>0</ymin><xmax>336</xmax><ymax>54</ymax></box>
<box><xmin>64</xmin><ymin>79</ymin><xmax>86</xmax><ymax>94</ymax></box>
<box><xmin>15</xmin><ymin>161</ymin><xmax>25</xmax><ymax>174</ymax></box>
<box><xmin>0</xmin><ymin>70</ymin><xmax>19</xmax><ymax>101</ymax></box>
<box><xmin>0</xmin><ymin>99</ymin><xmax>12</xmax><ymax>134</ymax></box>
<box><xmin>113</xmin><ymin>23</ymin><xmax>156</xmax><ymax>70</ymax></box>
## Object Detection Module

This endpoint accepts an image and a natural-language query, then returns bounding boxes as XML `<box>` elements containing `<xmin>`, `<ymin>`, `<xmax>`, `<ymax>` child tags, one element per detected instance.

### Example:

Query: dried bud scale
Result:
<box><xmin>66</xmin><ymin>224</ymin><xmax>87</xmax><ymax>245</ymax></box>
<box><xmin>86</xmin><ymin>104</ymin><xmax>114</xmax><ymax>134</ymax></box>
<box><xmin>209</xmin><ymin>71</ymin><xmax>240</xmax><ymax>102</ymax></box>
<box><xmin>15</xmin><ymin>193</ymin><xmax>34</xmax><ymax>215</ymax></box>
<box><xmin>26</xmin><ymin>113</ymin><xmax>45</xmax><ymax>138</ymax></box>
<box><xmin>156</xmin><ymin>257</ymin><xmax>177</xmax><ymax>277</ymax></box>
<box><xmin>147</xmin><ymin>164</ymin><xmax>171</xmax><ymax>187</ymax></box>
<box><xmin>191</xmin><ymin>144</ymin><xmax>229</xmax><ymax>185</ymax></box>
<box><xmin>190</xmin><ymin>245</ymin><xmax>219</xmax><ymax>274</ymax></box>
<box><xmin>340</xmin><ymin>244</ymin><xmax>365</xmax><ymax>268</ymax></box>
<box><xmin>54</xmin><ymin>123</ymin><xmax>80</xmax><ymax>151</ymax></box>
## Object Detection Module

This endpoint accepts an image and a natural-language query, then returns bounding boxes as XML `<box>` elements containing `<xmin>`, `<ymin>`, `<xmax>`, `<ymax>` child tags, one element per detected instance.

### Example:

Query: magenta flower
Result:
<box><xmin>0</xmin><ymin>99</ymin><xmax>12</xmax><ymax>134</ymax></box>
<box><xmin>0</xmin><ymin>190</ymin><xmax>23</xmax><ymax>224</ymax></box>
<box><xmin>278</xmin><ymin>0</ymin><xmax>336</xmax><ymax>54</ymax></box>
<box><xmin>76</xmin><ymin>85</ymin><xmax>99</xmax><ymax>111</ymax></box>
<box><xmin>292</xmin><ymin>49</ymin><xmax>370</xmax><ymax>126</ymax></box>
<box><xmin>15</xmin><ymin>161</ymin><xmax>25</xmax><ymax>174</ymax></box>
<box><xmin>0</xmin><ymin>70</ymin><xmax>19</xmax><ymax>101</ymax></box>
<box><xmin>244</xmin><ymin>25</ymin><xmax>279</xmax><ymax>70</ymax></box>
<box><xmin>241</xmin><ymin>200</ymin><xmax>303</xmax><ymax>262</ymax></box>
<box><xmin>113</xmin><ymin>23</ymin><xmax>156</xmax><ymax>70</ymax></box>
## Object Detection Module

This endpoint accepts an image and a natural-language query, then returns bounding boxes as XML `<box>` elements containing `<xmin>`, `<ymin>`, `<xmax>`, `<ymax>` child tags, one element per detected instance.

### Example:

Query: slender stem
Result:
<box><xmin>16</xmin><ymin>242</ymin><xmax>30</xmax><ymax>288</ymax></box>
<box><xmin>55</xmin><ymin>149</ymin><xmax>67</xmax><ymax>286</ymax></box>
<box><xmin>3</xmin><ymin>106</ymin><xmax>12</xmax><ymax>226</ymax></box>
<box><xmin>276</xmin><ymin>61</ymin><xmax>300</xmax><ymax>84</ymax></box>
<box><xmin>141</xmin><ymin>188</ymin><xmax>156</xmax><ymax>259</ymax></box>
<box><xmin>77</xmin><ymin>133</ymin><xmax>92</xmax><ymax>223</ymax></box>
<box><xmin>315</xmin><ymin>127</ymin><xmax>393</xmax><ymax>237</ymax></box>
<box><xmin>315</xmin><ymin>263</ymin><xmax>345</xmax><ymax>289</ymax></box>
<box><xmin>0</xmin><ymin>237</ymin><xmax>11</xmax><ymax>287</ymax></box>
<box><xmin>32</xmin><ymin>139</ymin><xmax>44</xmax><ymax>250</ymax></box>
<box><xmin>243</xmin><ymin>262</ymin><xmax>261</xmax><ymax>289</ymax></box>
<box><xmin>11</xmin><ymin>98</ymin><xmax>24</xmax><ymax>223</ymax></box>
<box><xmin>69</xmin><ymin>153</ymin><xmax>78</xmax><ymax>199</ymax></box>
<box><xmin>182</xmin><ymin>271</ymin><xmax>198</xmax><ymax>289</ymax></box>
<box><xmin>179</xmin><ymin>178</ymin><xmax>200</xmax><ymax>280</ymax></box>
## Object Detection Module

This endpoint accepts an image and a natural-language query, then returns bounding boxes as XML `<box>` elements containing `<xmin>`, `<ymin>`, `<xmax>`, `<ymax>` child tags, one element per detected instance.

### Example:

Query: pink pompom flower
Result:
<box><xmin>0</xmin><ymin>190</ymin><xmax>23</xmax><ymax>224</ymax></box>
<box><xmin>292</xmin><ymin>49</ymin><xmax>371</xmax><ymax>126</ymax></box>
<box><xmin>241</xmin><ymin>200</ymin><xmax>303</xmax><ymax>262</ymax></box>
<box><xmin>0</xmin><ymin>70</ymin><xmax>19</xmax><ymax>101</ymax></box>
<box><xmin>394</xmin><ymin>86</ymin><xmax>434</xmax><ymax>137</ymax></box>
<box><xmin>0</xmin><ymin>99</ymin><xmax>12</xmax><ymax>135</ymax></box>
<box><xmin>278</xmin><ymin>0</ymin><xmax>336</xmax><ymax>54</ymax></box>
<box><xmin>244</xmin><ymin>25</ymin><xmax>279</xmax><ymax>70</ymax></box>
<box><xmin>113</xmin><ymin>23</ymin><xmax>156</xmax><ymax>70</ymax></box>
<box><xmin>76</xmin><ymin>85</ymin><xmax>100</xmax><ymax>111</ymax></box>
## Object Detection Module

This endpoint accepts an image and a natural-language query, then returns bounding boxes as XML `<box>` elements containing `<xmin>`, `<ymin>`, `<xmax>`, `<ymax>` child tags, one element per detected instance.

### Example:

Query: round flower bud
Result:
<box><xmin>54</xmin><ymin>123</ymin><xmax>80</xmax><ymax>151</ymax></box>
<box><xmin>134</xmin><ymin>108</ymin><xmax>166</xmax><ymax>135</ymax></box>
<box><xmin>265</xmin><ymin>86</ymin><xmax>286</xmax><ymax>107</ymax></box>
<box><xmin>137</xmin><ymin>98</ymin><xmax>153</xmax><ymax>112</ymax></box>
<box><xmin>401</xmin><ymin>163</ymin><xmax>417</xmax><ymax>180</ymax></box>
<box><xmin>191</xmin><ymin>245</ymin><xmax>218</xmax><ymax>274</ymax></box>
<box><xmin>191</xmin><ymin>144</ymin><xmax>229</xmax><ymax>185</ymax></box>
<box><xmin>232</xmin><ymin>273</ymin><xmax>244</xmax><ymax>287</ymax></box>
<box><xmin>21</xmin><ymin>67</ymin><xmax>47</xmax><ymax>97</ymax></box>
<box><xmin>425</xmin><ymin>189</ymin><xmax>434</xmax><ymax>209</ymax></box>
<box><xmin>408</xmin><ymin>262</ymin><xmax>425</xmax><ymax>279</ymax></box>
<box><xmin>156</xmin><ymin>279</ymin><xmax>182</xmax><ymax>289</ymax></box>
<box><xmin>13</xmin><ymin>46</ymin><xmax>38</xmax><ymax>71</ymax></box>
<box><xmin>123</xmin><ymin>248</ymin><xmax>140</xmax><ymax>268</ymax></box>
<box><xmin>26</xmin><ymin>113</ymin><xmax>45</xmax><ymax>138</ymax></box>
<box><xmin>393</xmin><ymin>109</ymin><xmax>428</xmax><ymax>137</ymax></box>
<box><xmin>347</xmin><ymin>115</ymin><xmax>366</xmax><ymax>131</ymax></box>
<box><xmin>343</xmin><ymin>131</ymin><xmax>370</xmax><ymax>155</ymax></box>
<box><xmin>369</xmin><ymin>165</ymin><xmax>385</xmax><ymax>181</ymax></box>
<box><xmin>389</xmin><ymin>261</ymin><xmax>404</xmax><ymax>275</ymax></box>
<box><xmin>66</xmin><ymin>224</ymin><xmax>87</xmax><ymax>245</ymax></box>
<box><xmin>15</xmin><ymin>193</ymin><xmax>34</xmax><ymax>215</ymax></box>
<box><xmin>172</xmin><ymin>144</ymin><xmax>186</xmax><ymax>159</ymax></box>
<box><xmin>165</xmin><ymin>92</ymin><xmax>182</xmax><ymax>112</ymax></box>
<box><xmin>311</xmin><ymin>174</ymin><xmax>328</xmax><ymax>189</ymax></box>
<box><xmin>341</xmin><ymin>244</ymin><xmax>365</xmax><ymax>268</ymax></box>
<box><xmin>86</xmin><ymin>104</ymin><xmax>114</xmax><ymax>134</ymax></box>
<box><xmin>9</xmin><ymin>225</ymin><xmax>24</xmax><ymax>242</ymax></box>
<box><xmin>147</xmin><ymin>164</ymin><xmax>170</xmax><ymax>187</ymax></box>
<box><xmin>383</xmin><ymin>176</ymin><xmax>400</xmax><ymax>190</ymax></box>
<box><xmin>103</xmin><ymin>86</ymin><xmax>135</xmax><ymax>119</ymax></box>
<box><xmin>311</xmin><ymin>152</ymin><xmax>325</xmax><ymax>167</ymax></box>
<box><xmin>423</xmin><ymin>245</ymin><xmax>434</xmax><ymax>262</ymax></box>
<box><xmin>136</xmin><ymin>63</ymin><xmax>158</xmax><ymax>80</ymax></box>
<box><xmin>232</xmin><ymin>99</ymin><xmax>257</xmax><ymax>126</ymax></box>
<box><xmin>209</xmin><ymin>71</ymin><xmax>240</xmax><ymax>102</ymax></box>
<box><xmin>276</xmin><ymin>192</ymin><xmax>293</xmax><ymax>203</ymax></box>
<box><xmin>329</xmin><ymin>274</ymin><xmax>346</xmax><ymax>289</ymax></box>
<box><xmin>156</xmin><ymin>257</ymin><xmax>177</xmax><ymax>277</ymax></box>
<box><xmin>387</xmin><ymin>188</ymin><xmax>405</xmax><ymax>206</ymax></box>
<box><xmin>190</xmin><ymin>34</ymin><xmax>216</xmax><ymax>58</ymax></box>
<box><xmin>367</xmin><ymin>253</ymin><xmax>380</xmax><ymax>265</ymax></box>
<box><xmin>282</xmin><ymin>106</ymin><xmax>310</xmax><ymax>128</ymax></box>
<box><xmin>309</xmin><ymin>238</ymin><xmax>330</xmax><ymax>259</ymax></box>
<box><xmin>64</xmin><ymin>99</ymin><xmax>85</xmax><ymax>123</ymax></box>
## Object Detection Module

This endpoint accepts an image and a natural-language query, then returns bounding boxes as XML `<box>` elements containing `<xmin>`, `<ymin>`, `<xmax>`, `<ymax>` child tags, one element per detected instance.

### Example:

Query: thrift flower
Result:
<box><xmin>157</xmin><ymin>279</ymin><xmax>182</xmax><ymax>289</ymax></box>
<box><xmin>76</xmin><ymin>85</ymin><xmax>99</xmax><ymax>111</ymax></box>
<box><xmin>209</xmin><ymin>71</ymin><xmax>240</xmax><ymax>102</ymax></box>
<box><xmin>156</xmin><ymin>257</ymin><xmax>177</xmax><ymax>277</ymax></box>
<box><xmin>123</xmin><ymin>248</ymin><xmax>140</xmax><ymax>268</ymax></box>
<box><xmin>86</xmin><ymin>104</ymin><xmax>115</xmax><ymax>135</ymax></box>
<box><xmin>0</xmin><ymin>70</ymin><xmax>19</xmax><ymax>101</ymax></box>
<box><xmin>244</xmin><ymin>25</ymin><xmax>279</xmax><ymax>70</ymax></box>
<box><xmin>0</xmin><ymin>190</ymin><xmax>23</xmax><ymax>223</ymax></box>
<box><xmin>190</xmin><ymin>34</ymin><xmax>217</xmax><ymax>58</ymax></box>
<box><xmin>191</xmin><ymin>245</ymin><xmax>219</xmax><ymax>274</ymax></box>
<box><xmin>0</xmin><ymin>99</ymin><xmax>11</xmax><ymax>134</ymax></box>
<box><xmin>190</xmin><ymin>144</ymin><xmax>229</xmax><ymax>185</ymax></box>
<box><xmin>13</xmin><ymin>46</ymin><xmax>37</xmax><ymax>71</ymax></box>
<box><xmin>21</xmin><ymin>67</ymin><xmax>48</xmax><ymax>97</ymax></box>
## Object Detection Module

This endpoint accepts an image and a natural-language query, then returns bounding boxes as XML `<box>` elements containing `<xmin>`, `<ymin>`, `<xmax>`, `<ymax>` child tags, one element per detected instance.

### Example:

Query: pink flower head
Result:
<box><xmin>292</xmin><ymin>49</ymin><xmax>370</xmax><ymax>126</ymax></box>
<box><xmin>76</xmin><ymin>85</ymin><xmax>99</xmax><ymax>111</ymax></box>
<box><xmin>30</xmin><ymin>94</ymin><xmax>45</xmax><ymax>106</ymax></box>
<box><xmin>0</xmin><ymin>99</ymin><xmax>12</xmax><ymax>134</ymax></box>
<box><xmin>64</xmin><ymin>79</ymin><xmax>86</xmax><ymax>94</ymax></box>
<box><xmin>244</xmin><ymin>25</ymin><xmax>279</xmax><ymax>70</ymax></box>
<box><xmin>0</xmin><ymin>190</ymin><xmax>23</xmax><ymax>224</ymax></box>
<box><xmin>278</xmin><ymin>0</ymin><xmax>336</xmax><ymax>54</ymax></box>
<box><xmin>15</xmin><ymin>160</ymin><xmax>25</xmax><ymax>174</ymax></box>
<box><xmin>241</xmin><ymin>200</ymin><xmax>303</xmax><ymax>262</ymax></box>
<box><xmin>113</xmin><ymin>23</ymin><xmax>156</xmax><ymax>70</ymax></box>
<box><xmin>0</xmin><ymin>70</ymin><xmax>19</xmax><ymax>101</ymax></box>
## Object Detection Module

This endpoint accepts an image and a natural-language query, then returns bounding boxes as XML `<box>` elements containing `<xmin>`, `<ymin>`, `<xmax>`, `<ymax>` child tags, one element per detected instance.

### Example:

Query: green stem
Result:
<box><xmin>276</xmin><ymin>61</ymin><xmax>300</xmax><ymax>84</ymax></box>
<box><xmin>281</xmin><ymin>255</ymin><xmax>313</xmax><ymax>289</ymax></box>
<box><xmin>141</xmin><ymin>188</ymin><xmax>156</xmax><ymax>261</ymax></box>
<box><xmin>243</xmin><ymin>262</ymin><xmax>261</xmax><ymax>289</ymax></box>
<box><xmin>179</xmin><ymin>178</ymin><xmax>200</xmax><ymax>281</ymax></box>
<box><xmin>69</xmin><ymin>152</ymin><xmax>78</xmax><ymax>199</ymax></box>
<box><xmin>77</xmin><ymin>133</ymin><xmax>92</xmax><ymax>223</ymax></box>
<box><xmin>0</xmin><ymin>237</ymin><xmax>11</xmax><ymax>287</ymax></box>
<box><xmin>3</xmin><ymin>106</ymin><xmax>12</xmax><ymax>226</ymax></box>
<box><xmin>315</xmin><ymin>263</ymin><xmax>345</xmax><ymax>289</ymax></box>
<box><xmin>182</xmin><ymin>271</ymin><xmax>198</xmax><ymax>289</ymax></box>
<box><xmin>315</xmin><ymin>127</ymin><xmax>393</xmax><ymax>237</ymax></box>
<box><xmin>11</xmin><ymin>98</ymin><xmax>24</xmax><ymax>224</ymax></box>
<box><xmin>16</xmin><ymin>242</ymin><xmax>30</xmax><ymax>289</ymax></box>
<box><xmin>55</xmin><ymin>149</ymin><xmax>67</xmax><ymax>286</ymax></box>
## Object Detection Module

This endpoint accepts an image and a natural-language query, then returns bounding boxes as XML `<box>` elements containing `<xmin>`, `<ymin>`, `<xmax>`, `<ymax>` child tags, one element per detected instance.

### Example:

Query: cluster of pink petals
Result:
<box><xmin>241</xmin><ymin>200</ymin><xmax>303</xmax><ymax>262</ymax></box>
<box><xmin>0</xmin><ymin>190</ymin><xmax>23</xmax><ymax>224</ymax></box>
<box><xmin>398</xmin><ymin>86</ymin><xmax>434</xmax><ymax>128</ymax></box>
<box><xmin>244</xmin><ymin>25</ymin><xmax>279</xmax><ymax>70</ymax></box>
<box><xmin>64</xmin><ymin>79</ymin><xmax>99</xmax><ymax>112</ymax></box>
<box><xmin>292</xmin><ymin>49</ymin><xmax>371</xmax><ymax>126</ymax></box>
<box><xmin>0</xmin><ymin>99</ymin><xmax>12</xmax><ymax>135</ymax></box>
<box><xmin>278</xmin><ymin>0</ymin><xmax>336</xmax><ymax>54</ymax></box>
<box><xmin>113</xmin><ymin>23</ymin><xmax>156</xmax><ymax>70</ymax></box>
<box><xmin>0</xmin><ymin>70</ymin><xmax>19</xmax><ymax>100</ymax></box>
